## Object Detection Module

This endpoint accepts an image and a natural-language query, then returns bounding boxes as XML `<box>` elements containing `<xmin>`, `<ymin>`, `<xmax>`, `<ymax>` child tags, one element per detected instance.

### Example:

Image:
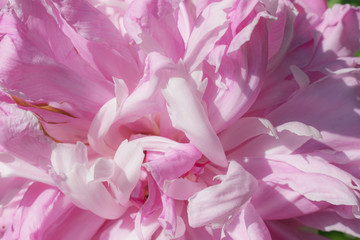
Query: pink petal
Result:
<box><xmin>204</xmin><ymin>6</ymin><xmax>271</xmax><ymax>132</ymax></box>
<box><xmin>314</xmin><ymin>4</ymin><xmax>360</xmax><ymax>60</ymax></box>
<box><xmin>184</xmin><ymin>0</ymin><xmax>231</xmax><ymax>72</ymax></box>
<box><xmin>51</xmin><ymin>0</ymin><xmax>142</xmax><ymax>88</ymax></box>
<box><xmin>164</xmin><ymin>178</ymin><xmax>206</xmax><ymax>201</ymax></box>
<box><xmin>51</xmin><ymin>142</ymin><xmax>127</xmax><ymax>219</ymax></box>
<box><xmin>158</xmin><ymin>195</ymin><xmax>177</xmax><ymax>238</ymax></box>
<box><xmin>111</xmin><ymin>140</ymin><xmax>144</xmax><ymax>205</ymax></box>
<box><xmin>88</xmin><ymin>52</ymin><xmax>174</xmax><ymax>155</ymax></box>
<box><xmin>163</xmin><ymin>77</ymin><xmax>227</xmax><ymax>167</ymax></box>
<box><xmin>251</xmin><ymin>181</ymin><xmax>327</xmax><ymax>220</ymax></box>
<box><xmin>219</xmin><ymin>117</ymin><xmax>277</xmax><ymax>152</ymax></box>
<box><xmin>187</xmin><ymin>161</ymin><xmax>257</xmax><ymax>228</ymax></box>
<box><xmin>0</xmin><ymin>153</ymin><xmax>53</xmax><ymax>185</ymax></box>
<box><xmin>267</xmin><ymin>73</ymin><xmax>360</xmax><ymax>153</ymax></box>
<box><xmin>3</xmin><ymin>182</ymin><xmax>104</xmax><ymax>240</ymax></box>
<box><xmin>224</xmin><ymin>204</ymin><xmax>271</xmax><ymax>240</ymax></box>
<box><xmin>228</xmin><ymin>121</ymin><xmax>321</xmax><ymax>157</ymax></box>
<box><xmin>296</xmin><ymin>0</ymin><xmax>328</xmax><ymax>16</ymax></box>
<box><xmin>124</xmin><ymin>0</ymin><xmax>185</xmax><ymax>62</ymax></box>
<box><xmin>0</xmin><ymin>103</ymin><xmax>52</xmax><ymax>168</ymax></box>
<box><xmin>144</xmin><ymin>141</ymin><xmax>202</xmax><ymax>187</ymax></box>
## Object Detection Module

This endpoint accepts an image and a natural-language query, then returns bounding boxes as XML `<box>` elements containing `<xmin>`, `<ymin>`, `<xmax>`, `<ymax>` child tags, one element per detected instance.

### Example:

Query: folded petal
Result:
<box><xmin>144</xmin><ymin>140</ymin><xmax>202</xmax><ymax>187</ymax></box>
<box><xmin>163</xmin><ymin>77</ymin><xmax>227</xmax><ymax>167</ymax></box>
<box><xmin>111</xmin><ymin>140</ymin><xmax>144</xmax><ymax>205</ymax></box>
<box><xmin>51</xmin><ymin>142</ymin><xmax>127</xmax><ymax>219</ymax></box>
<box><xmin>88</xmin><ymin>52</ymin><xmax>174</xmax><ymax>155</ymax></box>
<box><xmin>187</xmin><ymin>161</ymin><xmax>257</xmax><ymax>228</ymax></box>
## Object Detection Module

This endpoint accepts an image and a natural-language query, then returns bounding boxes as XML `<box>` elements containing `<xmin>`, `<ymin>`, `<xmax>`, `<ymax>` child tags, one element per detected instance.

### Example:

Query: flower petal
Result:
<box><xmin>163</xmin><ymin>77</ymin><xmax>227</xmax><ymax>167</ymax></box>
<box><xmin>187</xmin><ymin>161</ymin><xmax>257</xmax><ymax>228</ymax></box>
<box><xmin>224</xmin><ymin>204</ymin><xmax>271</xmax><ymax>240</ymax></box>
<box><xmin>51</xmin><ymin>142</ymin><xmax>127</xmax><ymax>219</ymax></box>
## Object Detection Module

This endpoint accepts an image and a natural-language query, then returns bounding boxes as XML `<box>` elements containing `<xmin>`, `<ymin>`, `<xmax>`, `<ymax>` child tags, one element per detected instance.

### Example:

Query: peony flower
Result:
<box><xmin>0</xmin><ymin>0</ymin><xmax>359</xmax><ymax>239</ymax></box>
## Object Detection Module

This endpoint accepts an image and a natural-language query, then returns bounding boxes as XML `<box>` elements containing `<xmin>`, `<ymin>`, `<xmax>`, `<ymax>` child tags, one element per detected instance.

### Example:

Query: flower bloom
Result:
<box><xmin>0</xmin><ymin>0</ymin><xmax>360</xmax><ymax>239</ymax></box>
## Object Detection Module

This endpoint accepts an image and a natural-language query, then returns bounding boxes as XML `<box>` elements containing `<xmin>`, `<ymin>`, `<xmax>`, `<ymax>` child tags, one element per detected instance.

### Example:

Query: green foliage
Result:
<box><xmin>319</xmin><ymin>231</ymin><xmax>360</xmax><ymax>240</ymax></box>
<box><xmin>327</xmin><ymin>0</ymin><xmax>360</xmax><ymax>7</ymax></box>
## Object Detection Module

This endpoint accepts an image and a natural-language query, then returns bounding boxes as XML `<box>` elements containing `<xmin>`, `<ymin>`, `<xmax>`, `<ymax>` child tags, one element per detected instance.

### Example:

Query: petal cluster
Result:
<box><xmin>0</xmin><ymin>0</ymin><xmax>360</xmax><ymax>239</ymax></box>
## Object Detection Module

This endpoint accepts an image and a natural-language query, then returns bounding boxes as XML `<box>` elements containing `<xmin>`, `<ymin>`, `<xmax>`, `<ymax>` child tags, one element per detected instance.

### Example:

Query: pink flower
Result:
<box><xmin>0</xmin><ymin>0</ymin><xmax>360</xmax><ymax>239</ymax></box>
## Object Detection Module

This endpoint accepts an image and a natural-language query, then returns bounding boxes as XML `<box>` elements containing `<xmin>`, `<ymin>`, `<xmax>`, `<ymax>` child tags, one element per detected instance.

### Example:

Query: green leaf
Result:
<box><xmin>319</xmin><ymin>230</ymin><xmax>360</xmax><ymax>240</ymax></box>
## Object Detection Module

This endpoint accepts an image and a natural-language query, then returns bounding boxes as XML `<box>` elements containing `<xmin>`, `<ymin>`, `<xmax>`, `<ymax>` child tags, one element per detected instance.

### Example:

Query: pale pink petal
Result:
<box><xmin>184</xmin><ymin>0</ymin><xmax>232</xmax><ymax>72</ymax></box>
<box><xmin>163</xmin><ymin>77</ymin><xmax>227</xmax><ymax>167</ymax></box>
<box><xmin>0</xmin><ymin>9</ymin><xmax>114</xmax><ymax>142</ymax></box>
<box><xmin>51</xmin><ymin>142</ymin><xmax>127</xmax><ymax>219</ymax></box>
<box><xmin>204</xmin><ymin>7</ymin><xmax>271</xmax><ymax>132</ymax></box>
<box><xmin>228</xmin><ymin>121</ymin><xmax>321</xmax><ymax>157</ymax></box>
<box><xmin>92</xmin><ymin>209</ymin><xmax>137</xmax><ymax>240</ymax></box>
<box><xmin>86</xmin><ymin>158</ymin><xmax>115</xmax><ymax>183</ymax></box>
<box><xmin>144</xmin><ymin>142</ymin><xmax>202</xmax><ymax>187</ymax></box>
<box><xmin>224</xmin><ymin>204</ymin><xmax>271</xmax><ymax>240</ymax></box>
<box><xmin>0</xmin><ymin>153</ymin><xmax>53</xmax><ymax>185</ymax></box>
<box><xmin>314</xmin><ymin>4</ymin><xmax>360</xmax><ymax>60</ymax></box>
<box><xmin>158</xmin><ymin>195</ymin><xmax>177</xmax><ymax>238</ymax></box>
<box><xmin>187</xmin><ymin>161</ymin><xmax>257</xmax><ymax>228</ymax></box>
<box><xmin>111</xmin><ymin>140</ymin><xmax>144</xmax><ymax>205</ymax></box>
<box><xmin>135</xmin><ymin>175</ymin><xmax>162</xmax><ymax>239</ymax></box>
<box><xmin>164</xmin><ymin>178</ymin><xmax>206</xmax><ymax>201</ymax></box>
<box><xmin>0</xmin><ymin>178</ymin><xmax>29</xmax><ymax>238</ymax></box>
<box><xmin>88</xmin><ymin>98</ymin><xmax>119</xmax><ymax>156</ymax></box>
<box><xmin>267</xmin><ymin>74</ymin><xmax>360</xmax><ymax>153</ymax></box>
<box><xmin>88</xmin><ymin>52</ymin><xmax>174</xmax><ymax>155</ymax></box>
<box><xmin>296</xmin><ymin>0</ymin><xmax>328</xmax><ymax>16</ymax></box>
<box><xmin>251</xmin><ymin>181</ymin><xmax>327</xmax><ymax>220</ymax></box>
<box><xmin>0</xmin><ymin>103</ymin><xmax>52</xmax><ymax>168</ymax></box>
<box><xmin>124</xmin><ymin>0</ymin><xmax>185</xmax><ymax>61</ymax></box>
<box><xmin>219</xmin><ymin>117</ymin><xmax>277</xmax><ymax>152</ymax></box>
<box><xmin>155</xmin><ymin>216</ymin><xmax>186</xmax><ymax>239</ymax></box>
<box><xmin>51</xmin><ymin>0</ymin><xmax>142</xmax><ymax>88</ymax></box>
<box><xmin>267</xmin><ymin>0</ymin><xmax>298</xmax><ymax>64</ymax></box>
<box><xmin>264</xmin><ymin>170</ymin><xmax>359</xmax><ymax>207</ymax></box>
